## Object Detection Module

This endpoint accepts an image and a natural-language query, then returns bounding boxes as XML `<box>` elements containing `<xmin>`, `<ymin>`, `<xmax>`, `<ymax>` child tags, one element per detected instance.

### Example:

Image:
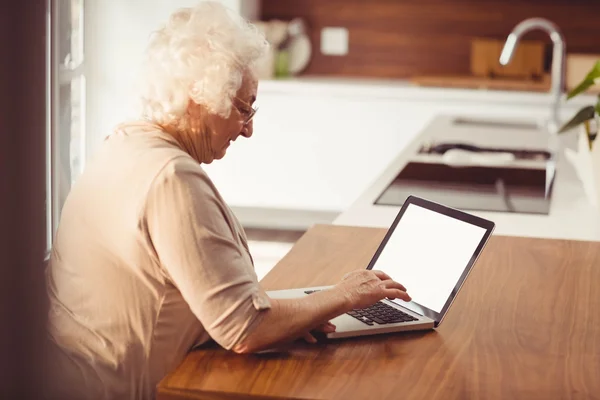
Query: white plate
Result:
<box><xmin>287</xmin><ymin>33</ymin><xmax>312</xmax><ymax>75</ymax></box>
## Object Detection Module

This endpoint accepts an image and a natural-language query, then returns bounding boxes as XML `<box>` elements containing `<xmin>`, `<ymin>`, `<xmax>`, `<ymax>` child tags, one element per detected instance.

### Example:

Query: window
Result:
<box><xmin>47</xmin><ymin>0</ymin><xmax>86</xmax><ymax>251</ymax></box>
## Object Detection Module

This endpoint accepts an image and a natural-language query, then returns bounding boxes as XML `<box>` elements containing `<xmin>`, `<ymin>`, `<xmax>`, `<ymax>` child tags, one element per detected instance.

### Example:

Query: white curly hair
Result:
<box><xmin>136</xmin><ymin>1</ymin><xmax>269</xmax><ymax>126</ymax></box>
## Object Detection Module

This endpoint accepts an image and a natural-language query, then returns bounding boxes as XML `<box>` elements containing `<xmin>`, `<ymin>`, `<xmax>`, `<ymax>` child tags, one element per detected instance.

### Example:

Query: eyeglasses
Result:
<box><xmin>234</xmin><ymin>98</ymin><xmax>258</xmax><ymax>126</ymax></box>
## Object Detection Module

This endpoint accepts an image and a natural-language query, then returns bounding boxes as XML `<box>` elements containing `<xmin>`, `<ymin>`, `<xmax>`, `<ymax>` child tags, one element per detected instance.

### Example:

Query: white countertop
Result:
<box><xmin>334</xmin><ymin>115</ymin><xmax>600</xmax><ymax>242</ymax></box>
<box><xmin>259</xmin><ymin>77</ymin><xmax>596</xmax><ymax>109</ymax></box>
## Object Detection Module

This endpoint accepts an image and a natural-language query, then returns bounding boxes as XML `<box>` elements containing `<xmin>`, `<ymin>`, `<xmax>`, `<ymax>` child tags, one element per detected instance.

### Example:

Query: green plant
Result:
<box><xmin>559</xmin><ymin>61</ymin><xmax>600</xmax><ymax>149</ymax></box>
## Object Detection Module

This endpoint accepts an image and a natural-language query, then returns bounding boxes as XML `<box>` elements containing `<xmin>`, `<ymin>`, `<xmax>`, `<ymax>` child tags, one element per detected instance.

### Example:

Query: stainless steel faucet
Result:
<box><xmin>499</xmin><ymin>18</ymin><xmax>566</xmax><ymax>134</ymax></box>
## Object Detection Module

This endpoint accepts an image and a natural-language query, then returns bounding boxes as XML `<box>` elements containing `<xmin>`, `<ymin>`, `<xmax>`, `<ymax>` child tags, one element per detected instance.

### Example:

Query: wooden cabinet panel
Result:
<box><xmin>261</xmin><ymin>0</ymin><xmax>600</xmax><ymax>79</ymax></box>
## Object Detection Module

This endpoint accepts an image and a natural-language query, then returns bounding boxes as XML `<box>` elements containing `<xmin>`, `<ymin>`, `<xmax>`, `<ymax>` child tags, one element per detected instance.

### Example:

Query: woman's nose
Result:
<box><xmin>241</xmin><ymin>121</ymin><xmax>253</xmax><ymax>138</ymax></box>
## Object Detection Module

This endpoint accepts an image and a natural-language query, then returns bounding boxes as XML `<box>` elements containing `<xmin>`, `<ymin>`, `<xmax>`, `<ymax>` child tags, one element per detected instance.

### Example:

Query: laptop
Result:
<box><xmin>267</xmin><ymin>195</ymin><xmax>495</xmax><ymax>339</ymax></box>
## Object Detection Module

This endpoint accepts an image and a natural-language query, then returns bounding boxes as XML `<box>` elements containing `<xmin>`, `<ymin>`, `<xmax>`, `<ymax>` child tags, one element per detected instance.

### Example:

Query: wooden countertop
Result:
<box><xmin>157</xmin><ymin>224</ymin><xmax>600</xmax><ymax>400</ymax></box>
<box><xmin>410</xmin><ymin>74</ymin><xmax>551</xmax><ymax>92</ymax></box>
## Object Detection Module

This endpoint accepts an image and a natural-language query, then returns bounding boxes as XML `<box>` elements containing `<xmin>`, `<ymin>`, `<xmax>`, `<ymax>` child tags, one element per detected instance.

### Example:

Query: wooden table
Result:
<box><xmin>157</xmin><ymin>224</ymin><xmax>600</xmax><ymax>400</ymax></box>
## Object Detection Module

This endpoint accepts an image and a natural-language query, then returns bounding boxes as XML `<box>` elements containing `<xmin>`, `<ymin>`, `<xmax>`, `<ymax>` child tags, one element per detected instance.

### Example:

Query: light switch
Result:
<box><xmin>320</xmin><ymin>27</ymin><xmax>349</xmax><ymax>56</ymax></box>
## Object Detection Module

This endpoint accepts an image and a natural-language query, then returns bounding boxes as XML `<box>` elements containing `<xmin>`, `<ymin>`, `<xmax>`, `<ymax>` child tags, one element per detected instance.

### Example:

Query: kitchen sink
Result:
<box><xmin>373</xmin><ymin>115</ymin><xmax>556</xmax><ymax>214</ymax></box>
<box><xmin>417</xmin><ymin>142</ymin><xmax>552</xmax><ymax>162</ymax></box>
<box><xmin>452</xmin><ymin>117</ymin><xmax>540</xmax><ymax>131</ymax></box>
<box><xmin>374</xmin><ymin>161</ymin><xmax>554</xmax><ymax>214</ymax></box>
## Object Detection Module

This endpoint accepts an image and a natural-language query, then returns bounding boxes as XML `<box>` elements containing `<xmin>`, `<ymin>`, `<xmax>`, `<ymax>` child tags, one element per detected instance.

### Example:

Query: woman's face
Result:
<box><xmin>206</xmin><ymin>71</ymin><xmax>258</xmax><ymax>161</ymax></box>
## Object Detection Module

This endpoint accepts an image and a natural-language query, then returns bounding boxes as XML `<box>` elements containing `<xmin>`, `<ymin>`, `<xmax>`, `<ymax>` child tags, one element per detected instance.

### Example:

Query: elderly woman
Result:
<box><xmin>45</xmin><ymin>2</ymin><xmax>410</xmax><ymax>399</ymax></box>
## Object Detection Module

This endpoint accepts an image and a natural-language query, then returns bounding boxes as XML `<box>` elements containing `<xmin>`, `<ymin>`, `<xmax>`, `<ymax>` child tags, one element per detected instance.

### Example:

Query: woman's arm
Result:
<box><xmin>232</xmin><ymin>288</ymin><xmax>349</xmax><ymax>353</ymax></box>
<box><xmin>233</xmin><ymin>270</ymin><xmax>410</xmax><ymax>354</ymax></box>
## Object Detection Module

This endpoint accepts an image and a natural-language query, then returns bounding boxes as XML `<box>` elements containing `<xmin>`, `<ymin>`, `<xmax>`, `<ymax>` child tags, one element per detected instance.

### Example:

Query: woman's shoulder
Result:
<box><xmin>100</xmin><ymin>120</ymin><xmax>226</xmax><ymax>208</ymax></box>
<box><xmin>102</xmin><ymin>121</ymin><xmax>199</xmax><ymax>174</ymax></box>
<box><xmin>153</xmin><ymin>154</ymin><xmax>208</xmax><ymax>184</ymax></box>
<box><xmin>109</xmin><ymin>120</ymin><xmax>182</xmax><ymax>150</ymax></box>
<box><xmin>152</xmin><ymin>154</ymin><xmax>214</xmax><ymax>193</ymax></box>
<box><xmin>83</xmin><ymin>120</ymin><xmax>207</xmax><ymax>198</ymax></box>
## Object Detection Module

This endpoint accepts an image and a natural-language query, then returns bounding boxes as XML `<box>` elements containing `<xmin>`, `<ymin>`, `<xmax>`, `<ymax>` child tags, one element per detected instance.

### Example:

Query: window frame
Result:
<box><xmin>47</xmin><ymin>0</ymin><xmax>87</xmax><ymax>252</ymax></box>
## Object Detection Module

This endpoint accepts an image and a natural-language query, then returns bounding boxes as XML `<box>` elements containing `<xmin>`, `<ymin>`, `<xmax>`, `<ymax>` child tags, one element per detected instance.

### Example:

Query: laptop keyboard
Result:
<box><xmin>304</xmin><ymin>290</ymin><xmax>418</xmax><ymax>326</ymax></box>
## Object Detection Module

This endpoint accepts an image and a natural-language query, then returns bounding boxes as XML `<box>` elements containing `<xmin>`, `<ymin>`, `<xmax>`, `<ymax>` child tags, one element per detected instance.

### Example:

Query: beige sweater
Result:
<box><xmin>45</xmin><ymin>121</ymin><xmax>271</xmax><ymax>399</ymax></box>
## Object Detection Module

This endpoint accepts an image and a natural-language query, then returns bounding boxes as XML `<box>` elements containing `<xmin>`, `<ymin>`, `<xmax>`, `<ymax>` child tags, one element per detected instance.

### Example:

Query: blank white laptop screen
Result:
<box><xmin>371</xmin><ymin>203</ymin><xmax>488</xmax><ymax>313</ymax></box>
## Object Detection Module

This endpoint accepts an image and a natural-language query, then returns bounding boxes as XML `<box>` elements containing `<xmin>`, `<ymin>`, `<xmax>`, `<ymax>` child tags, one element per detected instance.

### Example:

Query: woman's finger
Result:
<box><xmin>313</xmin><ymin>322</ymin><xmax>336</xmax><ymax>333</ymax></box>
<box><xmin>371</xmin><ymin>270</ymin><xmax>392</xmax><ymax>281</ymax></box>
<box><xmin>381</xmin><ymin>279</ymin><xmax>407</xmax><ymax>292</ymax></box>
<box><xmin>303</xmin><ymin>332</ymin><xmax>317</xmax><ymax>343</ymax></box>
<box><xmin>384</xmin><ymin>288</ymin><xmax>411</xmax><ymax>302</ymax></box>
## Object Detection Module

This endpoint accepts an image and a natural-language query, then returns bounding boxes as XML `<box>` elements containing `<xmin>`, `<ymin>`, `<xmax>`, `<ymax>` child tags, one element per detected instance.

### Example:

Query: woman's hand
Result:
<box><xmin>334</xmin><ymin>270</ymin><xmax>411</xmax><ymax>310</ymax></box>
<box><xmin>301</xmin><ymin>270</ymin><xmax>409</xmax><ymax>343</ymax></box>
<box><xmin>302</xmin><ymin>321</ymin><xmax>336</xmax><ymax>343</ymax></box>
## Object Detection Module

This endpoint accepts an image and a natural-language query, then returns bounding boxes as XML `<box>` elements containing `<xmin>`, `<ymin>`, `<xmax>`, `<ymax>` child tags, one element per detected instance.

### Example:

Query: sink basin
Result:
<box><xmin>373</xmin><ymin>115</ymin><xmax>556</xmax><ymax>214</ymax></box>
<box><xmin>418</xmin><ymin>142</ymin><xmax>552</xmax><ymax>162</ymax></box>
<box><xmin>374</xmin><ymin>161</ymin><xmax>554</xmax><ymax>214</ymax></box>
<box><xmin>452</xmin><ymin>117</ymin><xmax>541</xmax><ymax>131</ymax></box>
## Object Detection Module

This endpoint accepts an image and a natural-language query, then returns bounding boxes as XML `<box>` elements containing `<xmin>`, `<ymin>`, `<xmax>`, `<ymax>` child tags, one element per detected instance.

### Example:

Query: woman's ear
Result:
<box><xmin>186</xmin><ymin>100</ymin><xmax>203</xmax><ymax>118</ymax></box>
